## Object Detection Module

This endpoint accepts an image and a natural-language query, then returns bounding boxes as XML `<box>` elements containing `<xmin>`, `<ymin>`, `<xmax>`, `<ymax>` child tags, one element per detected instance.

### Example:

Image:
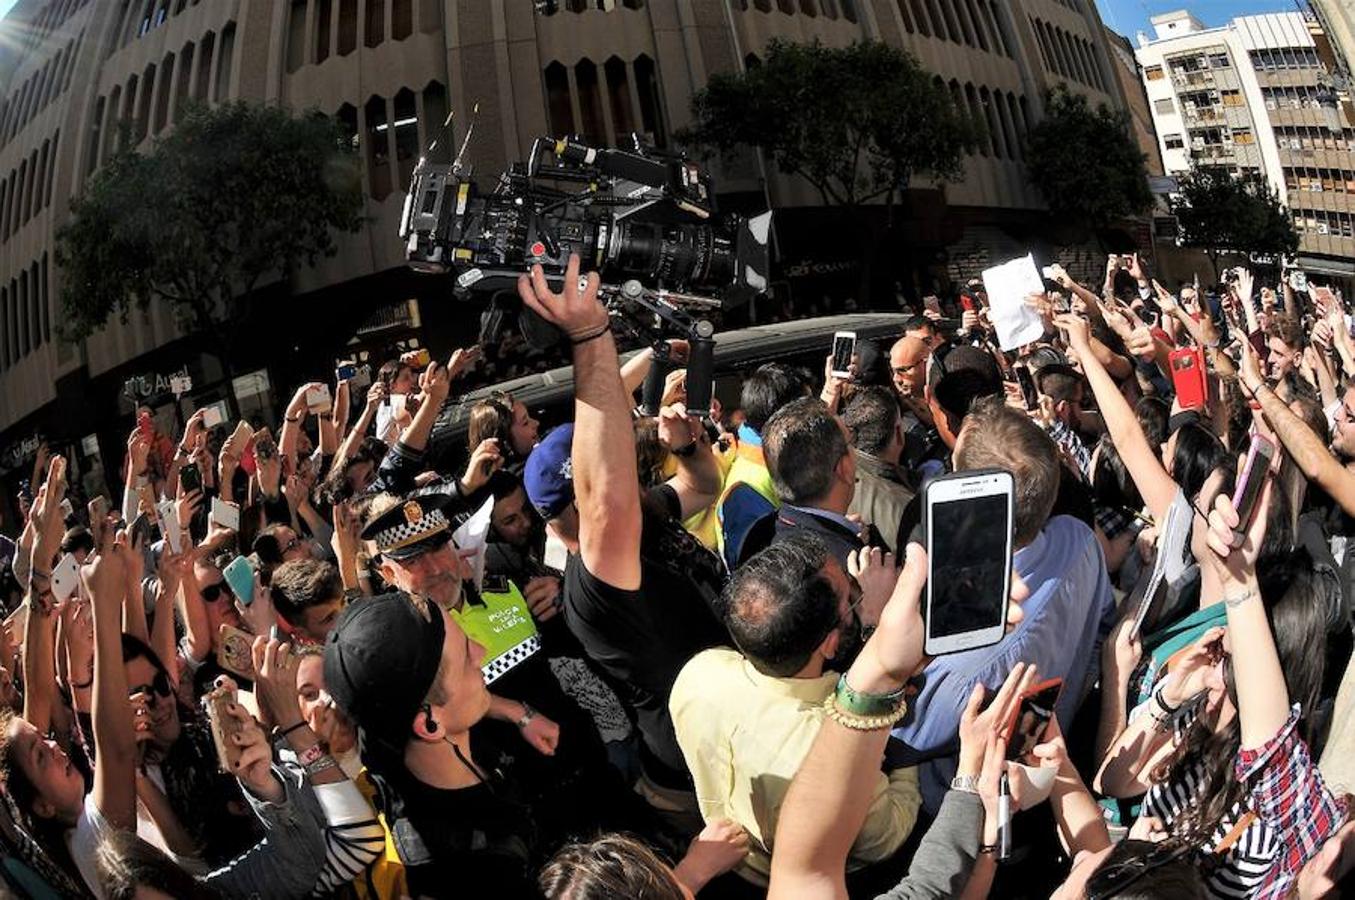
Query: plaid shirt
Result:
<box><xmin>1236</xmin><ymin>704</ymin><xmax>1349</xmax><ymax>900</ymax></box>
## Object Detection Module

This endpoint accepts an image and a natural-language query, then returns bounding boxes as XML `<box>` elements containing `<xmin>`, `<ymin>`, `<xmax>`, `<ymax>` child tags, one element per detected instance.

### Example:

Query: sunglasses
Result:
<box><xmin>200</xmin><ymin>581</ymin><xmax>225</xmax><ymax>603</ymax></box>
<box><xmin>1085</xmin><ymin>840</ymin><xmax>1192</xmax><ymax>899</ymax></box>
<box><xmin>129</xmin><ymin>670</ymin><xmax>173</xmax><ymax>699</ymax></box>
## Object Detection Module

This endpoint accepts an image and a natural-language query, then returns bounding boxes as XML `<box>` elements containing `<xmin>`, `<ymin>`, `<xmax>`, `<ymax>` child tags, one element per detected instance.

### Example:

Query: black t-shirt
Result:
<box><xmin>382</xmin><ymin>735</ymin><xmax>540</xmax><ymax>900</ymax></box>
<box><xmin>563</xmin><ymin>484</ymin><xmax>728</xmax><ymax>789</ymax></box>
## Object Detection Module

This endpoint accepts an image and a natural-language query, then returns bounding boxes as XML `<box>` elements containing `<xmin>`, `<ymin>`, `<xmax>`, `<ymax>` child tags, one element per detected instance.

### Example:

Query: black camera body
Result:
<box><xmin>399</xmin><ymin>136</ymin><xmax>768</xmax><ymax>312</ymax></box>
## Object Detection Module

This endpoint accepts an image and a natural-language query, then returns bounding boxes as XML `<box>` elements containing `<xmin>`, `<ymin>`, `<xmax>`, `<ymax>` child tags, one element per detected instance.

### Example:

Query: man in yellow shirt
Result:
<box><xmin>669</xmin><ymin>535</ymin><xmax>921</xmax><ymax>887</ymax></box>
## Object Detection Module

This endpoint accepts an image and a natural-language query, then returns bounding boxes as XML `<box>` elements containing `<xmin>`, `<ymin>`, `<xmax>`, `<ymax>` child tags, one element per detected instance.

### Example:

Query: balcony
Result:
<box><xmin>1288</xmin><ymin>189</ymin><xmax>1355</xmax><ymax>213</ymax></box>
<box><xmin>1190</xmin><ymin>144</ymin><xmax>1235</xmax><ymax>162</ymax></box>
<box><xmin>1184</xmin><ymin>106</ymin><xmax>1224</xmax><ymax>123</ymax></box>
<box><xmin>1172</xmin><ymin>70</ymin><xmax>1214</xmax><ymax>89</ymax></box>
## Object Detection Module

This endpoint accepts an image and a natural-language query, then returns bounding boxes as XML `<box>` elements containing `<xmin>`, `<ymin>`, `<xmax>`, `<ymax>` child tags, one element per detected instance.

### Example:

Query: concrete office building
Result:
<box><xmin>0</xmin><ymin>0</ymin><xmax>1127</xmax><ymax>510</ymax></box>
<box><xmin>1136</xmin><ymin>10</ymin><xmax>1355</xmax><ymax>280</ymax></box>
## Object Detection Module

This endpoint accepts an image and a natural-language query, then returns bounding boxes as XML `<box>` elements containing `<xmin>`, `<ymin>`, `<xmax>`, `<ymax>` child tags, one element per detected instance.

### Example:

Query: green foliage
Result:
<box><xmin>1025</xmin><ymin>86</ymin><xmax>1153</xmax><ymax>230</ymax></box>
<box><xmin>1170</xmin><ymin>166</ymin><xmax>1298</xmax><ymax>275</ymax></box>
<box><xmin>683</xmin><ymin>40</ymin><xmax>982</xmax><ymax>207</ymax></box>
<box><xmin>55</xmin><ymin>101</ymin><xmax>364</xmax><ymax>341</ymax></box>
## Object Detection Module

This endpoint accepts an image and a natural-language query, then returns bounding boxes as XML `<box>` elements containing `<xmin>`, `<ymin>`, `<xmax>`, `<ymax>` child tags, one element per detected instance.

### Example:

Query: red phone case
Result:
<box><xmin>1169</xmin><ymin>346</ymin><xmax>1208</xmax><ymax>410</ymax></box>
<box><xmin>1003</xmin><ymin>677</ymin><xmax>1063</xmax><ymax>758</ymax></box>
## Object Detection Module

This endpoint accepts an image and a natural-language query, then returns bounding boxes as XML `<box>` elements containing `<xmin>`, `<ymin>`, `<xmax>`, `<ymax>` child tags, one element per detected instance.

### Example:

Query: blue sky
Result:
<box><xmin>1095</xmin><ymin>0</ymin><xmax>1307</xmax><ymax>41</ymax></box>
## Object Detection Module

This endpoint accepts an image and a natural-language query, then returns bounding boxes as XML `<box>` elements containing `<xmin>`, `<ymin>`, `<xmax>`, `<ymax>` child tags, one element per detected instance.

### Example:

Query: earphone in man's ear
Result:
<box><xmin>422</xmin><ymin>703</ymin><xmax>438</xmax><ymax>732</ymax></box>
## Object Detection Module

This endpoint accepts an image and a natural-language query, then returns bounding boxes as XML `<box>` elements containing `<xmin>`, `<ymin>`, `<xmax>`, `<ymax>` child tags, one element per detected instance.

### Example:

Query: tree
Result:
<box><xmin>1170</xmin><ymin>166</ymin><xmax>1299</xmax><ymax>281</ymax></box>
<box><xmin>55</xmin><ymin>101</ymin><xmax>363</xmax><ymax>382</ymax></box>
<box><xmin>683</xmin><ymin>39</ymin><xmax>981</xmax><ymax>214</ymax></box>
<box><xmin>1025</xmin><ymin>86</ymin><xmax>1153</xmax><ymax>234</ymax></box>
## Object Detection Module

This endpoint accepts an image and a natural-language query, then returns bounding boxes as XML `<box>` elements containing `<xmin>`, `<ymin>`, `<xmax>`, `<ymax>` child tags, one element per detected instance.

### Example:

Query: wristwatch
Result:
<box><xmin>515</xmin><ymin>702</ymin><xmax>536</xmax><ymax>730</ymax></box>
<box><xmin>950</xmin><ymin>774</ymin><xmax>981</xmax><ymax>794</ymax></box>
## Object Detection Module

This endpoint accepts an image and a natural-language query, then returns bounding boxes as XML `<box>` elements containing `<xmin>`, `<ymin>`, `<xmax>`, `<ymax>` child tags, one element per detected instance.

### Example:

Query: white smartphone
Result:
<box><xmin>830</xmin><ymin>331</ymin><xmax>856</xmax><ymax>380</ymax></box>
<box><xmin>923</xmin><ymin>469</ymin><xmax>1015</xmax><ymax>656</ymax></box>
<box><xmin>210</xmin><ymin>497</ymin><xmax>240</xmax><ymax>531</ymax></box>
<box><xmin>157</xmin><ymin>501</ymin><xmax>182</xmax><ymax>554</ymax></box>
<box><xmin>51</xmin><ymin>553</ymin><xmax>81</xmax><ymax>603</ymax></box>
<box><xmin>543</xmin><ymin>532</ymin><xmax>569</xmax><ymax>573</ymax></box>
<box><xmin>306</xmin><ymin>384</ymin><xmax>333</xmax><ymax>415</ymax></box>
<box><xmin>202</xmin><ymin>406</ymin><xmax>225</xmax><ymax>429</ymax></box>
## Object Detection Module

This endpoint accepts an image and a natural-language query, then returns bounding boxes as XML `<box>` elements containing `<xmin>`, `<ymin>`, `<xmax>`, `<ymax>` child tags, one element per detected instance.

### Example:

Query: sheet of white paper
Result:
<box><xmin>982</xmin><ymin>254</ymin><xmax>1047</xmax><ymax>351</ymax></box>
<box><xmin>452</xmin><ymin>495</ymin><xmax>495</xmax><ymax>591</ymax></box>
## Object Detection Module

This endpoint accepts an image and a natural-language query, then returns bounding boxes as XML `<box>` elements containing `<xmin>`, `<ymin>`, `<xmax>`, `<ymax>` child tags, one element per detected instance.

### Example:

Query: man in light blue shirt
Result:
<box><xmin>887</xmin><ymin>399</ymin><xmax>1115</xmax><ymax>814</ymax></box>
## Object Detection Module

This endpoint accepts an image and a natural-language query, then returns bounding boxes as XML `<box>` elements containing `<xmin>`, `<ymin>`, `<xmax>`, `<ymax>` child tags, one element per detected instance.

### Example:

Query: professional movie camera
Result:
<box><xmin>398</xmin><ymin>132</ymin><xmax>772</xmax><ymax>419</ymax></box>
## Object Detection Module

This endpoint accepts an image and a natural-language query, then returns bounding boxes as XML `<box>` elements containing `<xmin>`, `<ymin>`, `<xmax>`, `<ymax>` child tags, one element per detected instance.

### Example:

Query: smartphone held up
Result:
<box><xmin>923</xmin><ymin>469</ymin><xmax>1015</xmax><ymax>656</ymax></box>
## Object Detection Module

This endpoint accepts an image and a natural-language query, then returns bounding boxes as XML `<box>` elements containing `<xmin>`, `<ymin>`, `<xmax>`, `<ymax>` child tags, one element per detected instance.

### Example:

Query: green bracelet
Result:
<box><xmin>834</xmin><ymin>674</ymin><xmax>907</xmax><ymax>717</ymax></box>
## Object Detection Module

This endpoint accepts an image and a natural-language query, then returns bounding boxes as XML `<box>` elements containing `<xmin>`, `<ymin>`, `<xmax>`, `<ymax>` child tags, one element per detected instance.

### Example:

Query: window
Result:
<box><xmin>134</xmin><ymin>65</ymin><xmax>154</xmax><ymax>142</ymax></box>
<box><xmin>1221</xmin><ymin>89</ymin><xmax>1243</xmax><ymax>107</ymax></box>
<box><xmin>604</xmin><ymin>56</ymin><xmax>634</xmax><ymax>139</ymax></box>
<box><xmin>1154</xmin><ymin>97</ymin><xmax>1174</xmax><ymax>115</ymax></box>
<box><xmin>28</xmin><ymin>263</ymin><xmax>38</xmax><ymax>350</ymax></box>
<box><xmin>154</xmin><ymin>53</ymin><xmax>173</xmax><ymax>132</ymax></box>
<box><xmin>316</xmin><ymin>0</ymin><xmax>333</xmax><ymax>62</ymax></box>
<box><xmin>1164</xmin><ymin>134</ymin><xmax>1184</xmax><ymax>149</ymax></box>
<box><xmin>195</xmin><ymin>33</ymin><xmax>214</xmax><ymax>102</ymax></box>
<box><xmin>215</xmin><ymin>23</ymin><xmax>235</xmax><ymax>102</ymax></box>
<box><xmin>633</xmin><ymin>54</ymin><xmax>666</xmax><ymax>146</ymax></box>
<box><xmin>1232</xmin><ymin>128</ymin><xmax>1254</xmax><ymax>145</ymax></box>
<box><xmin>286</xmin><ymin>0</ymin><xmax>307</xmax><ymax>73</ymax></box>
<box><xmin>365</xmin><ymin>0</ymin><xmax>384</xmax><ymax>47</ymax></box>
<box><xmin>1210</xmin><ymin>52</ymin><xmax>1229</xmax><ymax>68</ymax></box>
<box><xmin>419</xmin><ymin>82</ymin><xmax>445</xmax><ymax>152</ymax></box>
<box><xmin>86</xmin><ymin>96</ymin><xmax>104</xmax><ymax>176</ymax></box>
<box><xmin>392</xmin><ymin>88</ymin><xmax>418</xmax><ymax>190</ymax></box>
<box><xmin>338</xmin><ymin>0</ymin><xmax>357</xmax><ymax>55</ymax></box>
<box><xmin>574</xmin><ymin>59</ymin><xmax>605</xmax><ymax>145</ymax></box>
<box><xmin>45</xmin><ymin>131</ymin><xmax>57</xmax><ymax>209</ymax></box>
<box><xmin>40</xmin><ymin>254</ymin><xmax>48</xmax><ymax>344</ymax></box>
<box><xmin>365</xmin><ymin>95</ymin><xmax>390</xmax><ymax>199</ymax></box>
<box><xmin>174</xmin><ymin>43</ymin><xmax>193</xmax><ymax>121</ymax></box>
<box><xmin>544</xmin><ymin>61</ymin><xmax>573</xmax><ymax>137</ymax></box>
<box><xmin>392</xmin><ymin>0</ymin><xmax>412</xmax><ymax>39</ymax></box>
<box><xmin>1145</xmin><ymin>65</ymin><xmax>1164</xmax><ymax>81</ymax></box>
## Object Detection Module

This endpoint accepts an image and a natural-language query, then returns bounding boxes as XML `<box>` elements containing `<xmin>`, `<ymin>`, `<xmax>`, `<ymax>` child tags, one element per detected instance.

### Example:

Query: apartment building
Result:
<box><xmin>0</xmin><ymin>0</ymin><xmax>1126</xmax><ymax>511</ymax></box>
<box><xmin>1137</xmin><ymin>9</ymin><xmax>1355</xmax><ymax>278</ymax></box>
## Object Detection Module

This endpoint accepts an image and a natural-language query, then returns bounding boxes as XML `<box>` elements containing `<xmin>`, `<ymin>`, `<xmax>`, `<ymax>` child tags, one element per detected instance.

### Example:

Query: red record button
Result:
<box><xmin>530</xmin><ymin>241</ymin><xmax>546</xmax><ymax>257</ymax></box>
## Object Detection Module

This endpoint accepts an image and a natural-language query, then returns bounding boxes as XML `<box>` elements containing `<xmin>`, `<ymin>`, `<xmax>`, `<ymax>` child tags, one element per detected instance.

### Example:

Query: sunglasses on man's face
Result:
<box><xmin>200</xmin><ymin>581</ymin><xmax>225</xmax><ymax>603</ymax></box>
<box><xmin>128</xmin><ymin>670</ymin><xmax>173</xmax><ymax>700</ymax></box>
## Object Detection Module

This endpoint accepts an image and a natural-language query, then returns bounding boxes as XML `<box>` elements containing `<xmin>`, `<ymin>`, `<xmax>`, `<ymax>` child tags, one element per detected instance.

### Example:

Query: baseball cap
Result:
<box><xmin>324</xmin><ymin>592</ymin><xmax>445</xmax><ymax>757</ymax></box>
<box><xmin>523</xmin><ymin>423</ymin><xmax>575</xmax><ymax>520</ymax></box>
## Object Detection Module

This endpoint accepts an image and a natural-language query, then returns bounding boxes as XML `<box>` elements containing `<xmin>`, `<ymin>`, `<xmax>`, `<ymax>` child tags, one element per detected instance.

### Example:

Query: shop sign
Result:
<box><xmin>122</xmin><ymin>367</ymin><xmax>191</xmax><ymax>403</ymax></box>
<box><xmin>0</xmin><ymin>434</ymin><xmax>43</xmax><ymax>475</ymax></box>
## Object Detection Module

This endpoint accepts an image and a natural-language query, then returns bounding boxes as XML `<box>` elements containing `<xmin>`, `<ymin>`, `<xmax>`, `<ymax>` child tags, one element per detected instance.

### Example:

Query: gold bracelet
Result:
<box><xmin>823</xmin><ymin>693</ymin><xmax>908</xmax><ymax>731</ymax></box>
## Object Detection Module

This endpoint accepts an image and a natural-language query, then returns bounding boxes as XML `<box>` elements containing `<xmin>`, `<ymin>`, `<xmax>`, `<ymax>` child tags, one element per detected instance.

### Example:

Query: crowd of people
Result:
<box><xmin>0</xmin><ymin>249</ymin><xmax>1350</xmax><ymax>899</ymax></box>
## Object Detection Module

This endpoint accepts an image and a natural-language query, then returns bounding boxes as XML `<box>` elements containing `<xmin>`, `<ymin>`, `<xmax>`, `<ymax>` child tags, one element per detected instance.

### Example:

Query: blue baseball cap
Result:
<box><xmin>524</xmin><ymin>424</ymin><xmax>575</xmax><ymax>520</ymax></box>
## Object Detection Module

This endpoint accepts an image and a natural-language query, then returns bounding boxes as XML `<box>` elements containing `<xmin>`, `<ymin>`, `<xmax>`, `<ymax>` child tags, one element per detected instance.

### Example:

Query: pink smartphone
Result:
<box><xmin>1231</xmin><ymin>434</ymin><xmax>1276</xmax><ymax>531</ymax></box>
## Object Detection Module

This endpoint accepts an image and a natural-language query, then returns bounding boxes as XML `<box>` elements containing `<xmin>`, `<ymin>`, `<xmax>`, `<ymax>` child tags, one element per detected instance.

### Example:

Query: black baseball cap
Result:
<box><xmin>324</xmin><ymin>592</ymin><xmax>445</xmax><ymax>757</ymax></box>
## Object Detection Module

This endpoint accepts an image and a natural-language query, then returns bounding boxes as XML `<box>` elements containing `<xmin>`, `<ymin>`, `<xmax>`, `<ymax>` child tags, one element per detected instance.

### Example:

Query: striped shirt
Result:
<box><xmin>1141</xmin><ymin>706</ymin><xmax>1276</xmax><ymax>899</ymax></box>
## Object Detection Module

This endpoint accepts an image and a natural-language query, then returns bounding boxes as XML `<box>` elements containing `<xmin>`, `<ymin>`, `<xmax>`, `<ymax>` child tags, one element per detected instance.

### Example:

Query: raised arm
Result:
<box><xmin>1240</xmin><ymin>340</ymin><xmax>1355</xmax><ymax>517</ymax></box>
<box><xmin>22</xmin><ymin>458</ymin><xmax>68</xmax><ymax>733</ymax></box>
<box><xmin>658</xmin><ymin>403</ymin><xmax>722</xmax><ymax>520</ymax></box>
<box><xmin>1059</xmin><ymin>314</ymin><xmax>1179</xmax><ymax>522</ymax></box>
<box><xmin>769</xmin><ymin>547</ymin><xmax>1026</xmax><ymax>900</ymax></box>
<box><xmin>87</xmin><ymin>531</ymin><xmax>137</xmax><ymax>831</ymax></box>
<box><xmin>334</xmin><ymin>382</ymin><xmax>385</xmax><ymax>468</ymax></box>
<box><xmin>1203</xmin><ymin>479</ymin><xmax>1287</xmax><ymax>746</ymax></box>
<box><xmin>519</xmin><ymin>255</ymin><xmax>641</xmax><ymax>590</ymax></box>
<box><xmin>279</xmin><ymin>383</ymin><xmax>322</xmax><ymax>468</ymax></box>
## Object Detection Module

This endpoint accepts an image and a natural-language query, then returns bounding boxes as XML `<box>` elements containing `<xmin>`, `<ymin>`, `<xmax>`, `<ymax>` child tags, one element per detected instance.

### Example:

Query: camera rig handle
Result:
<box><xmin>600</xmin><ymin>279</ymin><xmax>718</xmax><ymax>420</ymax></box>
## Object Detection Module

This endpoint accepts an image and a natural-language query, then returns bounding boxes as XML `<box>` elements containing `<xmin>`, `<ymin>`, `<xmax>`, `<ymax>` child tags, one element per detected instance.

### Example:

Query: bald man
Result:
<box><xmin>889</xmin><ymin>336</ymin><xmax>933</xmax><ymax>425</ymax></box>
